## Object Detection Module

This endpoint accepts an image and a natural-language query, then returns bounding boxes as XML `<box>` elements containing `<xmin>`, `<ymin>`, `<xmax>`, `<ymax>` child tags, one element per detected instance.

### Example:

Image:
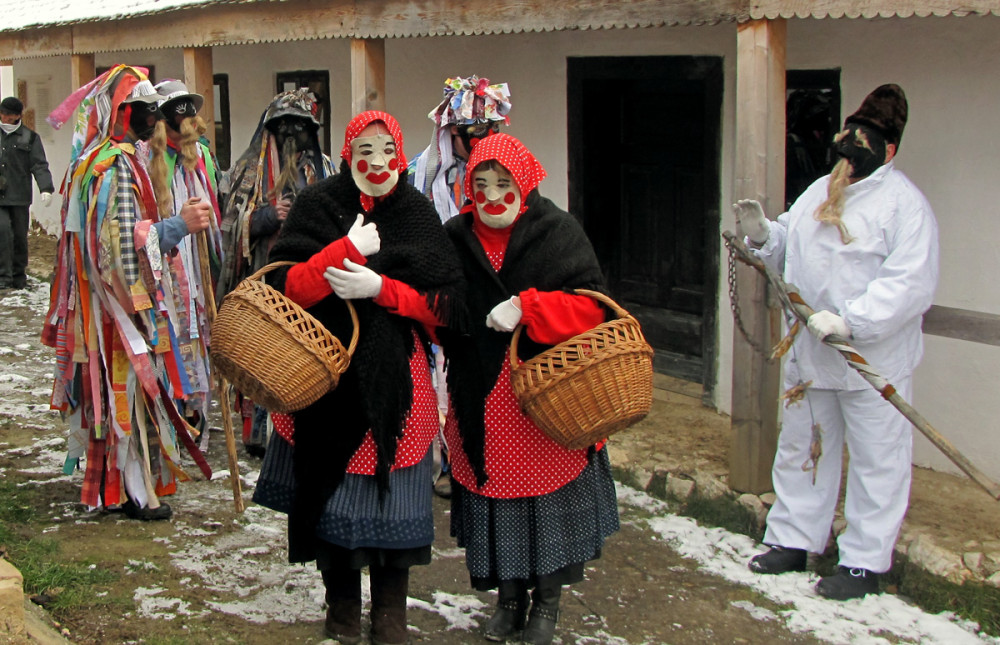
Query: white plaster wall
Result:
<box><xmin>786</xmin><ymin>15</ymin><xmax>1000</xmax><ymax>480</ymax></box>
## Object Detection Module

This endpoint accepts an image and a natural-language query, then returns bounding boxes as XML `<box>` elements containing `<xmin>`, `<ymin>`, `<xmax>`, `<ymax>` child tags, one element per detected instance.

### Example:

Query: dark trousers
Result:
<box><xmin>0</xmin><ymin>205</ymin><xmax>29</xmax><ymax>288</ymax></box>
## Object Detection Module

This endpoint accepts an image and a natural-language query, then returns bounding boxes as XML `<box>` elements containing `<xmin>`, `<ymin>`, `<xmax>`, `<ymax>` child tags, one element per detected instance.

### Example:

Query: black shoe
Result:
<box><xmin>816</xmin><ymin>566</ymin><xmax>879</xmax><ymax>600</ymax></box>
<box><xmin>121</xmin><ymin>500</ymin><xmax>173</xmax><ymax>521</ymax></box>
<box><xmin>748</xmin><ymin>545</ymin><xmax>807</xmax><ymax>574</ymax></box>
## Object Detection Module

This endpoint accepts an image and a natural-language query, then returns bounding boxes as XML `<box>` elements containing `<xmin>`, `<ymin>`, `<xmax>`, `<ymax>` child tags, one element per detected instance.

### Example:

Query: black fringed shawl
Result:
<box><xmin>439</xmin><ymin>191</ymin><xmax>607</xmax><ymax>488</ymax></box>
<box><xmin>267</xmin><ymin>166</ymin><xmax>466</xmax><ymax>562</ymax></box>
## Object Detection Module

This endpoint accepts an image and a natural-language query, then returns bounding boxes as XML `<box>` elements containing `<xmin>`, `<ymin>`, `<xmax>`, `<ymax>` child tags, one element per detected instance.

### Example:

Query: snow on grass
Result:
<box><xmin>617</xmin><ymin>484</ymin><xmax>999</xmax><ymax>644</ymax></box>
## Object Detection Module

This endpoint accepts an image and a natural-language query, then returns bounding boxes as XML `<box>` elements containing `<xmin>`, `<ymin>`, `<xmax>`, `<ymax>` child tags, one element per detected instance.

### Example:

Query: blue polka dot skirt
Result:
<box><xmin>450</xmin><ymin>447</ymin><xmax>620</xmax><ymax>587</ymax></box>
<box><xmin>254</xmin><ymin>433</ymin><xmax>435</xmax><ymax>552</ymax></box>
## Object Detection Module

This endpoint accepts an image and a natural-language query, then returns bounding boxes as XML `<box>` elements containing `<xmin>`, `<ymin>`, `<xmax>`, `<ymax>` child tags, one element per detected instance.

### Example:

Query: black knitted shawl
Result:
<box><xmin>267</xmin><ymin>164</ymin><xmax>466</xmax><ymax>562</ymax></box>
<box><xmin>439</xmin><ymin>191</ymin><xmax>607</xmax><ymax>488</ymax></box>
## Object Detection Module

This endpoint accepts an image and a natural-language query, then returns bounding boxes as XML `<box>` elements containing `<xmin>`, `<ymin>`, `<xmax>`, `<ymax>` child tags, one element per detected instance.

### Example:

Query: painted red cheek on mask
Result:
<box><xmin>388</xmin><ymin>158</ymin><xmax>398</xmax><ymax>171</ymax></box>
<box><xmin>475</xmin><ymin>191</ymin><xmax>487</xmax><ymax>204</ymax></box>
<box><xmin>503</xmin><ymin>192</ymin><xmax>516</xmax><ymax>205</ymax></box>
<box><xmin>357</xmin><ymin>160</ymin><xmax>368</xmax><ymax>173</ymax></box>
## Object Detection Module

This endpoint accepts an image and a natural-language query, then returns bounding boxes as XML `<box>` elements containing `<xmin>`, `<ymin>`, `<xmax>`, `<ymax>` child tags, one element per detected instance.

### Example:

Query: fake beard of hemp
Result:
<box><xmin>271</xmin><ymin>136</ymin><xmax>299</xmax><ymax>201</ymax></box>
<box><xmin>147</xmin><ymin>120</ymin><xmax>173</xmax><ymax>218</ymax></box>
<box><xmin>179</xmin><ymin>114</ymin><xmax>209</xmax><ymax>171</ymax></box>
<box><xmin>812</xmin><ymin>125</ymin><xmax>885</xmax><ymax>245</ymax></box>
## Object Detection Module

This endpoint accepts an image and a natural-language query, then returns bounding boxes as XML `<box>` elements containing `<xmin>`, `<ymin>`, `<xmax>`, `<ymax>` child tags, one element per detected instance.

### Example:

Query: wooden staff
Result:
<box><xmin>196</xmin><ymin>209</ymin><xmax>245</xmax><ymax>513</ymax></box>
<box><xmin>723</xmin><ymin>230</ymin><xmax>1000</xmax><ymax>501</ymax></box>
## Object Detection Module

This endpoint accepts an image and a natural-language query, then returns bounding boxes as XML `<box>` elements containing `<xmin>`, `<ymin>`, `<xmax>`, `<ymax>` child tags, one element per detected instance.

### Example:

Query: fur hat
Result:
<box><xmin>845</xmin><ymin>84</ymin><xmax>908</xmax><ymax>149</ymax></box>
<box><xmin>0</xmin><ymin>97</ymin><xmax>23</xmax><ymax>115</ymax></box>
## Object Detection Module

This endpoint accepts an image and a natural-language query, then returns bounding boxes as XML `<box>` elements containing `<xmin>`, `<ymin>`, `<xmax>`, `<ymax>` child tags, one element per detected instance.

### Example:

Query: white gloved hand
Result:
<box><xmin>40</xmin><ymin>192</ymin><xmax>53</xmax><ymax>207</ymax></box>
<box><xmin>486</xmin><ymin>296</ymin><xmax>523</xmax><ymax>332</ymax></box>
<box><xmin>807</xmin><ymin>310</ymin><xmax>851</xmax><ymax>340</ymax></box>
<box><xmin>733</xmin><ymin>199</ymin><xmax>770</xmax><ymax>245</ymax></box>
<box><xmin>324</xmin><ymin>258</ymin><xmax>383</xmax><ymax>299</ymax></box>
<box><xmin>346</xmin><ymin>213</ymin><xmax>380</xmax><ymax>256</ymax></box>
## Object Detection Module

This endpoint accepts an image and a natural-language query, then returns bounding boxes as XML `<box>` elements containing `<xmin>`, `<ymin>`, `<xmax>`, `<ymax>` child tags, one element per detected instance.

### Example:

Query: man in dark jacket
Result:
<box><xmin>0</xmin><ymin>96</ymin><xmax>54</xmax><ymax>290</ymax></box>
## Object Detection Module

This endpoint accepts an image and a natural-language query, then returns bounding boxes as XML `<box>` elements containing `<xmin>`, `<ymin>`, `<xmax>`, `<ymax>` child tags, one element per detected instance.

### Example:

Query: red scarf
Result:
<box><xmin>340</xmin><ymin>110</ymin><xmax>408</xmax><ymax>213</ymax></box>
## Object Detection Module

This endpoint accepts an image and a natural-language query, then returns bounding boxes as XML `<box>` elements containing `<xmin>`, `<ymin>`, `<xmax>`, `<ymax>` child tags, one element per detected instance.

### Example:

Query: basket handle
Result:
<box><xmin>508</xmin><ymin>288</ymin><xmax>629</xmax><ymax>370</ymax></box>
<box><xmin>245</xmin><ymin>261</ymin><xmax>360</xmax><ymax>358</ymax></box>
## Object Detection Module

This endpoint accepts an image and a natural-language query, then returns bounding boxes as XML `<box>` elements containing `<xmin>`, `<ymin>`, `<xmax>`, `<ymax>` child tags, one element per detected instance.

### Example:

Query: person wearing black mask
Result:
<box><xmin>218</xmin><ymin>88</ymin><xmax>335</xmax><ymax>457</ymax></box>
<box><xmin>734</xmin><ymin>84</ymin><xmax>939</xmax><ymax>600</ymax></box>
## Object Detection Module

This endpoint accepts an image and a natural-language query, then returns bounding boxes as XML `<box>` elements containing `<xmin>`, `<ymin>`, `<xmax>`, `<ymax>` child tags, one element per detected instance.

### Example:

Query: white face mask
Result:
<box><xmin>0</xmin><ymin>122</ymin><xmax>20</xmax><ymax>134</ymax></box>
<box><xmin>350</xmin><ymin>127</ymin><xmax>399</xmax><ymax>197</ymax></box>
<box><xmin>473</xmin><ymin>166</ymin><xmax>521</xmax><ymax>229</ymax></box>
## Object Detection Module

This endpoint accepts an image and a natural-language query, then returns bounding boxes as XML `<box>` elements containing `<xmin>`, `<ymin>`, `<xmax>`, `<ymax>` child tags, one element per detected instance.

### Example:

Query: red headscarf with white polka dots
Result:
<box><xmin>341</xmin><ymin>110</ymin><xmax>408</xmax><ymax>212</ymax></box>
<box><xmin>463</xmin><ymin>133</ymin><xmax>546</xmax><ymax>217</ymax></box>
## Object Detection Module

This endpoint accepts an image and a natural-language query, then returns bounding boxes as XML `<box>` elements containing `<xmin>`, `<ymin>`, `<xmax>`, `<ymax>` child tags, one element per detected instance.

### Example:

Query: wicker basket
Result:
<box><xmin>509</xmin><ymin>289</ymin><xmax>654</xmax><ymax>450</ymax></box>
<box><xmin>210</xmin><ymin>261</ymin><xmax>358</xmax><ymax>413</ymax></box>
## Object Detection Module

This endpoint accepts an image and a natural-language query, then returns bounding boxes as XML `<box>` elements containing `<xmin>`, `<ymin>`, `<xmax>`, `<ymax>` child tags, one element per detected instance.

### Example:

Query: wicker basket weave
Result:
<box><xmin>210</xmin><ymin>261</ymin><xmax>358</xmax><ymax>413</ymax></box>
<box><xmin>509</xmin><ymin>289</ymin><xmax>654</xmax><ymax>450</ymax></box>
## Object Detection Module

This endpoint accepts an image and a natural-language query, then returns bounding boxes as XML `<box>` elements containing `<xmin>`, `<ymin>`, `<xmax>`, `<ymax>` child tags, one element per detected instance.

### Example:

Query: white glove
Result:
<box><xmin>324</xmin><ymin>258</ymin><xmax>383</xmax><ymax>299</ymax></box>
<box><xmin>346</xmin><ymin>213</ymin><xmax>380</xmax><ymax>256</ymax></box>
<box><xmin>733</xmin><ymin>199</ymin><xmax>770</xmax><ymax>245</ymax></box>
<box><xmin>40</xmin><ymin>192</ymin><xmax>53</xmax><ymax>207</ymax></box>
<box><xmin>486</xmin><ymin>296</ymin><xmax>522</xmax><ymax>332</ymax></box>
<box><xmin>807</xmin><ymin>310</ymin><xmax>851</xmax><ymax>340</ymax></box>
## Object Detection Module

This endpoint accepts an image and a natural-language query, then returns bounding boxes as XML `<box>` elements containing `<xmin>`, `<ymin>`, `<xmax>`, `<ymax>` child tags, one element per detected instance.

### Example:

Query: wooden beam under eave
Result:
<box><xmin>351</xmin><ymin>38</ymin><xmax>385</xmax><ymax>115</ymax></box>
<box><xmin>183</xmin><ymin>46</ymin><xmax>216</xmax><ymax>152</ymax></box>
<box><xmin>71</xmin><ymin>54</ymin><xmax>95</xmax><ymax>91</ymax></box>
<box><xmin>729</xmin><ymin>18</ymin><xmax>786</xmax><ymax>495</ymax></box>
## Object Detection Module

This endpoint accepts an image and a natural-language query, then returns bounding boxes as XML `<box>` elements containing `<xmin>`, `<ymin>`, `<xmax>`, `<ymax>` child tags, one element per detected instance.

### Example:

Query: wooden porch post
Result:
<box><xmin>183</xmin><ymin>46</ymin><xmax>215</xmax><ymax>151</ymax></box>
<box><xmin>729</xmin><ymin>18</ymin><xmax>786</xmax><ymax>494</ymax></box>
<box><xmin>70</xmin><ymin>54</ymin><xmax>95</xmax><ymax>91</ymax></box>
<box><xmin>351</xmin><ymin>38</ymin><xmax>385</xmax><ymax>115</ymax></box>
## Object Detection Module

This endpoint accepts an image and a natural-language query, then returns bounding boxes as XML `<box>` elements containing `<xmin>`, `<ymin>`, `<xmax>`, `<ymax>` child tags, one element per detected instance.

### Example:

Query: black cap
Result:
<box><xmin>0</xmin><ymin>97</ymin><xmax>23</xmax><ymax>115</ymax></box>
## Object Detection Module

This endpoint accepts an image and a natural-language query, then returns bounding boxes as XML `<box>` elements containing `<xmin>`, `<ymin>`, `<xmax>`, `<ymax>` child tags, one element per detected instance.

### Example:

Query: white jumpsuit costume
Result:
<box><xmin>754</xmin><ymin>160</ymin><xmax>939</xmax><ymax>573</ymax></box>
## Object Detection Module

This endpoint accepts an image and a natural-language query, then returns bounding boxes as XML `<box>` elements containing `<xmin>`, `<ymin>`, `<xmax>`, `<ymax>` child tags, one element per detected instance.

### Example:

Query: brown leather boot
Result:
<box><xmin>370</xmin><ymin>565</ymin><xmax>410</xmax><ymax>645</ymax></box>
<box><xmin>322</xmin><ymin>566</ymin><xmax>362</xmax><ymax>645</ymax></box>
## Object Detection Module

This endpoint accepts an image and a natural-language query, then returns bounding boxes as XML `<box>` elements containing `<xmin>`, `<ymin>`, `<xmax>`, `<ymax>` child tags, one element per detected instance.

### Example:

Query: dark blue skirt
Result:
<box><xmin>450</xmin><ymin>447</ymin><xmax>619</xmax><ymax>589</ymax></box>
<box><xmin>254</xmin><ymin>432</ymin><xmax>435</xmax><ymax>553</ymax></box>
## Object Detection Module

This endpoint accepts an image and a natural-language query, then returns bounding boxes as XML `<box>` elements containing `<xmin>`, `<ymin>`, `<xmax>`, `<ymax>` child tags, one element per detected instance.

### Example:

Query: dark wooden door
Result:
<box><xmin>568</xmin><ymin>57</ymin><xmax>722</xmax><ymax>390</ymax></box>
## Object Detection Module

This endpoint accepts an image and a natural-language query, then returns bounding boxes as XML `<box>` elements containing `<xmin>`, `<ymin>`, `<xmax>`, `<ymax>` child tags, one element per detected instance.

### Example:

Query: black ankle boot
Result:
<box><xmin>484</xmin><ymin>580</ymin><xmax>529</xmax><ymax>642</ymax></box>
<box><xmin>521</xmin><ymin>577</ymin><xmax>561</xmax><ymax>645</ymax></box>
<box><xmin>322</xmin><ymin>567</ymin><xmax>362</xmax><ymax>644</ymax></box>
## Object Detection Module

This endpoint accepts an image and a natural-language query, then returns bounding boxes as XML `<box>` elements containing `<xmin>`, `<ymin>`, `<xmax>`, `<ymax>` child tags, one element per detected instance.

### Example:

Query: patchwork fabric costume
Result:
<box><xmin>42</xmin><ymin>65</ymin><xmax>211</xmax><ymax>514</ymax></box>
<box><xmin>409</xmin><ymin>75</ymin><xmax>511</xmax><ymax>221</ymax></box>
<box><xmin>219</xmin><ymin>88</ymin><xmax>334</xmax><ymax>453</ymax></box>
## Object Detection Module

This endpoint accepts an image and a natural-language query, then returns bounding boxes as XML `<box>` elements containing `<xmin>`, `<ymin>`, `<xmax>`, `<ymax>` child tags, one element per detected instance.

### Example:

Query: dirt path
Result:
<box><xmin>3</xmin><ymin>233</ymin><xmax>997</xmax><ymax>644</ymax></box>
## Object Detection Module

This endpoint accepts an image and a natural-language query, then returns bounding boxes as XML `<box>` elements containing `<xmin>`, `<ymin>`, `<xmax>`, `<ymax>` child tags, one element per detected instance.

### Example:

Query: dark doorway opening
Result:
<box><xmin>568</xmin><ymin>56</ymin><xmax>722</xmax><ymax>396</ymax></box>
<box><xmin>785</xmin><ymin>69</ymin><xmax>841</xmax><ymax>208</ymax></box>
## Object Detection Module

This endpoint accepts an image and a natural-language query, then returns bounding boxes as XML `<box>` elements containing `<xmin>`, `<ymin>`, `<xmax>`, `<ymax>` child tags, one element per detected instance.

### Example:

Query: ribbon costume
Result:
<box><xmin>42</xmin><ymin>65</ymin><xmax>212</xmax><ymax>519</ymax></box>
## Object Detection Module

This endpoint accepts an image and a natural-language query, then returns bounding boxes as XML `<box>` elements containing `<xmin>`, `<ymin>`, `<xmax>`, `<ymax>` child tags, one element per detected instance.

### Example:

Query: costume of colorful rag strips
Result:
<box><xmin>411</xmin><ymin>75</ymin><xmax>511</xmax><ymax>222</ymax></box>
<box><xmin>41</xmin><ymin>64</ymin><xmax>216</xmax><ymax>510</ymax></box>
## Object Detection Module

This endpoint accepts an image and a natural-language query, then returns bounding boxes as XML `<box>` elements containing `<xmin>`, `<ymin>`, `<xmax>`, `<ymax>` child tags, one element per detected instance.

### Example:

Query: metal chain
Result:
<box><xmin>726</xmin><ymin>240</ymin><xmax>770</xmax><ymax>356</ymax></box>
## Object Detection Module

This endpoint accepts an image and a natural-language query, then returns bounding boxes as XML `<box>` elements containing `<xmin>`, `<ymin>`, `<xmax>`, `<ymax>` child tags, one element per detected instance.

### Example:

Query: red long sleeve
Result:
<box><xmin>519</xmin><ymin>288</ymin><xmax>605</xmax><ymax>346</ymax></box>
<box><xmin>375</xmin><ymin>276</ymin><xmax>442</xmax><ymax>343</ymax></box>
<box><xmin>283</xmin><ymin>237</ymin><xmax>366</xmax><ymax>308</ymax></box>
